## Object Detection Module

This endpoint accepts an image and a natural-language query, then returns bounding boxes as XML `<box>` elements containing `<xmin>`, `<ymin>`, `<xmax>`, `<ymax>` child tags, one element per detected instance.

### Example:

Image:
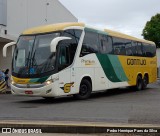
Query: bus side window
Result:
<box><xmin>143</xmin><ymin>44</ymin><xmax>156</xmax><ymax>57</ymax></box>
<box><xmin>137</xmin><ymin>42</ymin><xmax>143</xmax><ymax>56</ymax></box>
<box><xmin>125</xmin><ymin>40</ymin><xmax>133</xmax><ymax>56</ymax></box>
<box><xmin>132</xmin><ymin>42</ymin><xmax>143</xmax><ymax>57</ymax></box>
<box><xmin>62</xmin><ymin>29</ymin><xmax>82</xmax><ymax>60</ymax></box>
<box><xmin>99</xmin><ymin>35</ymin><xmax>113</xmax><ymax>54</ymax></box>
<box><xmin>80</xmin><ymin>31</ymin><xmax>99</xmax><ymax>57</ymax></box>
<box><xmin>113</xmin><ymin>37</ymin><xmax>126</xmax><ymax>55</ymax></box>
<box><xmin>131</xmin><ymin>41</ymin><xmax>137</xmax><ymax>56</ymax></box>
<box><xmin>142</xmin><ymin>43</ymin><xmax>147</xmax><ymax>57</ymax></box>
<box><xmin>150</xmin><ymin>45</ymin><xmax>156</xmax><ymax>57</ymax></box>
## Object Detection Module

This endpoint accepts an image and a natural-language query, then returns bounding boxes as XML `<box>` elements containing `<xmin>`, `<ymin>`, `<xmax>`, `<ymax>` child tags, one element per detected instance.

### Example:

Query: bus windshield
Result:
<box><xmin>13</xmin><ymin>32</ymin><xmax>60</xmax><ymax>77</ymax></box>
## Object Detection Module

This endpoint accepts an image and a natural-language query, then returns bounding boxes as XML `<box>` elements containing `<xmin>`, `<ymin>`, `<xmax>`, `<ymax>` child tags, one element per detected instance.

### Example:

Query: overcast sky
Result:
<box><xmin>59</xmin><ymin>0</ymin><xmax>160</xmax><ymax>39</ymax></box>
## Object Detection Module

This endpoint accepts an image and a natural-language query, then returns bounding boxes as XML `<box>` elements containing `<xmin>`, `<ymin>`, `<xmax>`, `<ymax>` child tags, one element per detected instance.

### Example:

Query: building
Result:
<box><xmin>0</xmin><ymin>0</ymin><xmax>77</xmax><ymax>70</ymax></box>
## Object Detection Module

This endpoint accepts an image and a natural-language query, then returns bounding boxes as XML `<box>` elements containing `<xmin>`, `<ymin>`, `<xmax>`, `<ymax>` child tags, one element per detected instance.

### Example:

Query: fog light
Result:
<box><xmin>46</xmin><ymin>89</ymin><xmax>52</xmax><ymax>94</ymax></box>
<box><xmin>12</xmin><ymin>89</ymin><xmax>15</xmax><ymax>93</ymax></box>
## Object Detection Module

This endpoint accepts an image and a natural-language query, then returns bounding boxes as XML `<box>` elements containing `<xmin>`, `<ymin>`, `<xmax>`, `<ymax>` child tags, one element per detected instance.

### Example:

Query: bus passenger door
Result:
<box><xmin>58</xmin><ymin>46</ymin><xmax>71</xmax><ymax>95</ymax></box>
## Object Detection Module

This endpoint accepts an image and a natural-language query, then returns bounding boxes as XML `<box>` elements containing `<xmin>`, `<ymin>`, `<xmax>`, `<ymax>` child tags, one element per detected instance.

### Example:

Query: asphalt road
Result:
<box><xmin>0</xmin><ymin>81</ymin><xmax>160</xmax><ymax>124</ymax></box>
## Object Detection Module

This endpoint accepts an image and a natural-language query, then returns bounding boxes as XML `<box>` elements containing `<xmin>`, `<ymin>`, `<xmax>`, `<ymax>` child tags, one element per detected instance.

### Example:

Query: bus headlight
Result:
<box><xmin>43</xmin><ymin>79</ymin><xmax>53</xmax><ymax>86</ymax></box>
<box><xmin>11</xmin><ymin>80</ymin><xmax>16</xmax><ymax>85</ymax></box>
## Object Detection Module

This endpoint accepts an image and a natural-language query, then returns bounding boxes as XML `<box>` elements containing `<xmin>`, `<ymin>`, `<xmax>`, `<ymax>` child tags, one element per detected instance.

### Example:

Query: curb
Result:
<box><xmin>0</xmin><ymin>120</ymin><xmax>160</xmax><ymax>133</ymax></box>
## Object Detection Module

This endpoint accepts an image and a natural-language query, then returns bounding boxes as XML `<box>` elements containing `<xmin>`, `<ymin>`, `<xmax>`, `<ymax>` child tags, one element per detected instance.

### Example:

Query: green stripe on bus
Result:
<box><xmin>29</xmin><ymin>78</ymin><xmax>39</xmax><ymax>83</ymax></box>
<box><xmin>29</xmin><ymin>76</ymin><xmax>49</xmax><ymax>83</ymax></box>
<box><xmin>37</xmin><ymin>76</ymin><xmax>49</xmax><ymax>83</ymax></box>
<box><xmin>108</xmin><ymin>55</ymin><xmax>128</xmax><ymax>82</ymax></box>
<box><xmin>96</xmin><ymin>54</ymin><xmax>128</xmax><ymax>82</ymax></box>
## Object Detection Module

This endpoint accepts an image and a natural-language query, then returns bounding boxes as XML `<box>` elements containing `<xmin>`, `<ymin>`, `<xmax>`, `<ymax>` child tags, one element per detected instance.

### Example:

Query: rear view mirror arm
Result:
<box><xmin>3</xmin><ymin>42</ymin><xmax>16</xmax><ymax>57</ymax></box>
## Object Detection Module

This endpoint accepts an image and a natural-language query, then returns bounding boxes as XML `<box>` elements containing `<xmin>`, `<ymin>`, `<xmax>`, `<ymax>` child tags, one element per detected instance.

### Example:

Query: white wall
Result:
<box><xmin>7</xmin><ymin>0</ymin><xmax>78</xmax><ymax>37</ymax></box>
<box><xmin>0</xmin><ymin>0</ymin><xmax>77</xmax><ymax>72</ymax></box>
<box><xmin>0</xmin><ymin>42</ymin><xmax>12</xmax><ymax>70</ymax></box>
<box><xmin>0</xmin><ymin>0</ymin><xmax>7</xmax><ymax>26</ymax></box>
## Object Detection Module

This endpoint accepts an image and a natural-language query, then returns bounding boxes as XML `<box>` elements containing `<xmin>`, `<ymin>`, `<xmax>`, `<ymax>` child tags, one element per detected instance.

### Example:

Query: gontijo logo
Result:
<box><xmin>127</xmin><ymin>58</ymin><xmax>146</xmax><ymax>65</ymax></box>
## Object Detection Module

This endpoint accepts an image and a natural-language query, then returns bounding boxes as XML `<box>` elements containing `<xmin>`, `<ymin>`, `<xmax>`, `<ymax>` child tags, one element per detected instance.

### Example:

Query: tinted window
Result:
<box><xmin>143</xmin><ymin>44</ymin><xmax>156</xmax><ymax>57</ymax></box>
<box><xmin>132</xmin><ymin>42</ymin><xmax>143</xmax><ymax>56</ymax></box>
<box><xmin>131</xmin><ymin>41</ymin><xmax>137</xmax><ymax>55</ymax></box>
<box><xmin>113</xmin><ymin>37</ymin><xmax>126</xmax><ymax>55</ymax></box>
<box><xmin>80</xmin><ymin>31</ymin><xmax>99</xmax><ymax>56</ymax></box>
<box><xmin>99</xmin><ymin>34</ymin><xmax>113</xmax><ymax>54</ymax></box>
<box><xmin>137</xmin><ymin>42</ymin><xmax>143</xmax><ymax>56</ymax></box>
<box><xmin>150</xmin><ymin>45</ymin><xmax>156</xmax><ymax>57</ymax></box>
<box><xmin>57</xmin><ymin>29</ymin><xmax>82</xmax><ymax>68</ymax></box>
<box><xmin>62</xmin><ymin>29</ymin><xmax>82</xmax><ymax>45</ymax></box>
<box><xmin>125</xmin><ymin>40</ymin><xmax>133</xmax><ymax>56</ymax></box>
<box><xmin>59</xmin><ymin>46</ymin><xmax>70</xmax><ymax>65</ymax></box>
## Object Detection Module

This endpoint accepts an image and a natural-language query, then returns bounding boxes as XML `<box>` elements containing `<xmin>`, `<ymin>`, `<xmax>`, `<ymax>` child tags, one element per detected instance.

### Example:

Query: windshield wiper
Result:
<box><xmin>25</xmin><ymin>51</ymin><xmax>31</xmax><ymax>67</ymax></box>
<box><xmin>31</xmin><ymin>50</ymin><xmax>37</xmax><ymax>67</ymax></box>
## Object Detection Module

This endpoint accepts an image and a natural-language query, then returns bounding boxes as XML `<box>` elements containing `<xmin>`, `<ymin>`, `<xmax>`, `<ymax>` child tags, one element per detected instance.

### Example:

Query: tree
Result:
<box><xmin>142</xmin><ymin>13</ymin><xmax>160</xmax><ymax>48</ymax></box>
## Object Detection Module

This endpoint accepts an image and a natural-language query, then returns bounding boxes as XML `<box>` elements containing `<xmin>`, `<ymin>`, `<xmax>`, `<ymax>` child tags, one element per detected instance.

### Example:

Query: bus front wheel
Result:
<box><xmin>74</xmin><ymin>79</ymin><xmax>92</xmax><ymax>100</ymax></box>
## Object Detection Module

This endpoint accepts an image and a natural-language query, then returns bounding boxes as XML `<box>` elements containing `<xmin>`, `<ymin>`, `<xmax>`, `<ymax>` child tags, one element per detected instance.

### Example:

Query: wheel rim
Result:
<box><xmin>137</xmin><ymin>78</ymin><xmax>142</xmax><ymax>90</ymax></box>
<box><xmin>80</xmin><ymin>84</ymin><xmax>88</xmax><ymax>96</ymax></box>
<box><xmin>143</xmin><ymin>77</ymin><xmax>147</xmax><ymax>87</ymax></box>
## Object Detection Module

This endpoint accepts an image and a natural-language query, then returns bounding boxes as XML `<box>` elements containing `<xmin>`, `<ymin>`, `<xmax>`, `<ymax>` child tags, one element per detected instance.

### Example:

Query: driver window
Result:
<box><xmin>80</xmin><ymin>30</ymin><xmax>99</xmax><ymax>57</ymax></box>
<box><xmin>59</xmin><ymin>48</ymin><xmax>65</xmax><ymax>65</ymax></box>
<box><xmin>58</xmin><ymin>45</ymin><xmax>70</xmax><ymax>70</ymax></box>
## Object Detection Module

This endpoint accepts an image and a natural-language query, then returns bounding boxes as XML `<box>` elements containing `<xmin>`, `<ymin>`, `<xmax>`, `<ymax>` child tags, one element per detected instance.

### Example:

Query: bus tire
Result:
<box><xmin>43</xmin><ymin>97</ymin><xmax>54</xmax><ymax>100</ymax></box>
<box><xmin>142</xmin><ymin>75</ymin><xmax>148</xmax><ymax>90</ymax></box>
<box><xmin>74</xmin><ymin>79</ymin><xmax>92</xmax><ymax>100</ymax></box>
<box><xmin>135</xmin><ymin>75</ymin><xmax>143</xmax><ymax>91</ymax></box>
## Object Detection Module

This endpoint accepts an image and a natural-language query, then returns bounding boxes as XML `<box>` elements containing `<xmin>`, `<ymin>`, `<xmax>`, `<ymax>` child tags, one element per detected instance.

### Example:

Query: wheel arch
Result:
<box><xmin>137</xmin><ymin>73</ymin><xmax>142</xmax><ymax>78</ymax></box>
<box><xmin>74</xmin><ymin>75</ymin><xmax>93</xmax><ymax>99</ymax></box>
<box><xmin>79</xmin><ymin>75</ymin><xmax>93</xmax><ymax>90</ymax></box>
<box><xmin>81</xmin><ymin>76</ymin><xmax>92</xmax><ymax>89</ymax></box>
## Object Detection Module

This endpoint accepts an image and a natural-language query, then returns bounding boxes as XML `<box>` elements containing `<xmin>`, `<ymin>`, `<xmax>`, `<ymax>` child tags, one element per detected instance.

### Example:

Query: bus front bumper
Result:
<box><xmin>10</xmin><ymin>83</ymin><xmax>56</xmax><ymax>97</ymax></box>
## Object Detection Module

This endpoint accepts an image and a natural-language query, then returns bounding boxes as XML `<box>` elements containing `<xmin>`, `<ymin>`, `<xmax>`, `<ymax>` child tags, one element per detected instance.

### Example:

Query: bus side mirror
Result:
<box><xmin>50</xmin><ymin>37</ymin><xmax>71</xmax><ymax>52</ymax></box>
<box><xmin>3</xmin><ymin>42</ymin><xmax>16</xmax><ymax>57</ymax></box>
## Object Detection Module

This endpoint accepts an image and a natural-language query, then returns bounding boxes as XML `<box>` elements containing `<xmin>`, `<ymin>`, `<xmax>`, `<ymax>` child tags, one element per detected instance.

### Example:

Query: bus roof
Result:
<box><xmin>104</xmin><ymin>29</ymin><xmax>155</xmax><ymax>45</ymax></box>
<box><xmin>22</xmin><ymin>22</ymin><xmax>85</xmax><ymax>35</ymax></box>
<box><xmin>22</xmin><ymin>22</ymin><xmax>155</xmax><ymax>45</ymax></box>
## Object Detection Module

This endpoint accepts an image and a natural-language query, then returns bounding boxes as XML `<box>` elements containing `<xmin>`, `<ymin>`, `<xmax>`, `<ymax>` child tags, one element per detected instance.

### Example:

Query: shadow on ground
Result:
<box><xmin>15</xmin><ymin>87</ymin><xmax>153</xmax><ymax>105</ymax></box>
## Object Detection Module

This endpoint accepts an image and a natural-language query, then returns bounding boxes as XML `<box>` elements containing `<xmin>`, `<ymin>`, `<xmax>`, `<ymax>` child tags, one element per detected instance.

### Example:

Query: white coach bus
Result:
<box><xmin>3</xmin><ymin>22</ymin><xmax>157</xmax><ymax>99</ymax></box>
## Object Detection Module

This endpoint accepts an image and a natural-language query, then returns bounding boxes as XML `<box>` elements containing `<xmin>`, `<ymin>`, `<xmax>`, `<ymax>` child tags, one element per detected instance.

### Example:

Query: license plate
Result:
<box><xmin>25</xmin><ymin>91</ymin><xmax>33</xmax><ymax>94</ymax></box>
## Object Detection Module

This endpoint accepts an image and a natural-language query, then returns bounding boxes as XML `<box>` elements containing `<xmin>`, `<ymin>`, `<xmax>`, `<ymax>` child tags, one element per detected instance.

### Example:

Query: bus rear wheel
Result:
<box><xmin>74</xmin><ymin>79</ymin><xmax>92</xmax><ymax>100</ymax></box>
<box><xmin>142</xmin><ymin>75</ymin><xmax>148</xmax><ymax>90</ymax></box>
<box><xmin>135</xmin><ymin>75</ymin><xmax>143</xmax><ymax>91</ymax></box>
